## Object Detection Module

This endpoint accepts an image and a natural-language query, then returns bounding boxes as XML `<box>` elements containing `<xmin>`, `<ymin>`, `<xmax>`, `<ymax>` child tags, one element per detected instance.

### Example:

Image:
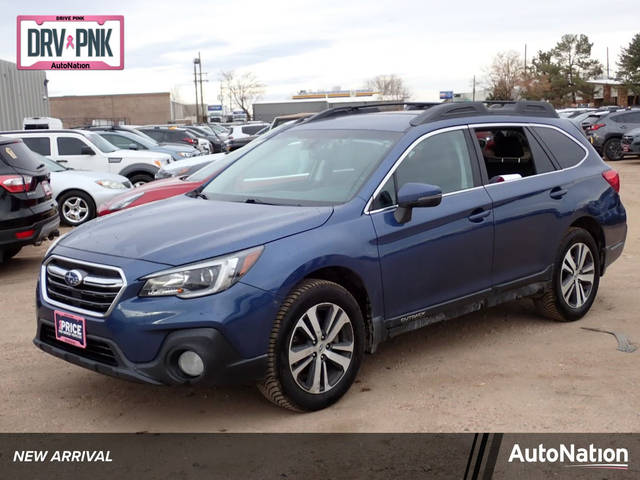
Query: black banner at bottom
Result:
<box><xmin>1</xmin><ymin>433</ymin><xmax>638</xmax><ymax>479</ymax></box>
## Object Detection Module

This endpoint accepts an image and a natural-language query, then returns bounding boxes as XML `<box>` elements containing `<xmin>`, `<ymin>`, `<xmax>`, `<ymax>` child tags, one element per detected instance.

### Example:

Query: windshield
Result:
<box><xmin>187</xmin><ymin>151</ymin><xmax>243</xmax><ymax>182</ymax></box>
<box><xmin>126</xmin><ymin>128</ymin><xmax>159</xmax><ymax>145</ymax></box>
<box><xmin>209</xmin><ymin>124</ymin><xmax>230</xmax><ymax>135</ymax></box>
<box><xmin>41</xmin><ymin>156</ymin><xmax>66</xmax><ymax>172</ymax></box>
<box><xmin>119</xmin><ymin>131</ymin><xmax>156</xmax><ymax>148</ymax></box>
<box><xmin>200</xmin><ymin>129</ymin><xmax>400</xmax><ymax>206</ymax></box>
<box><xmin>86</xmin><ymin>132</ymin><xmax>118</xmax><ymax>153</ymax></box>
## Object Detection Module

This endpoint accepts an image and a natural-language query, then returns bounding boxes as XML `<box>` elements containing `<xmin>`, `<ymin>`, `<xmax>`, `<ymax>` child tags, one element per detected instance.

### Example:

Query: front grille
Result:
<box><xmin>40</xmin><ymin>324</ymin><xmax>119</xmax><ymax>366</ymax></box>
<box><xmin>44</xmin><ymin>256</ymin><xmax>125</xmax><ymax>316</ymax></box>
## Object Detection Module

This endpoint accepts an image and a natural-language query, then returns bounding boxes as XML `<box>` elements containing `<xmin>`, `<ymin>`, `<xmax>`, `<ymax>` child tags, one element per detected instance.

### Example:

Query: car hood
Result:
<box><xmin>162</xmin><ymin>153</ymin><xmax>225</xmax><ymax>172</ymax></box>
<box><xmin>60</xmin><ymin>195</ymin><xmax>333</xmax><ymax>265</ymax></box>
<box><xmin>112</xmin><ymin>149</ymin><xmax>171</xmax><ymax>160</ymax></box>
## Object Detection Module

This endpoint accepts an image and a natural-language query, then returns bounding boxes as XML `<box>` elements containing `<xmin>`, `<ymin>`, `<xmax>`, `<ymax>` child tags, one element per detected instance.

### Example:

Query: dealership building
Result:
<box><xmin>0</xmin><ymin>59</ymin><xmax>50</xmax><ymax>130</ymax></box>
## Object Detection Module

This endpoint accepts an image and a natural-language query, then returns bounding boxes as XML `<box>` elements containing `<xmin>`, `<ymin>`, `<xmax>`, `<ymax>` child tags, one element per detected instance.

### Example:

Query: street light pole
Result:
<box><xmin>198</xmin><ymin>52</ymin><xmax>205</xmax><ymax>123</ymax></box>
<box><xmin>193</xmin><ymin>57</ymin><xmax>200</xmax><ymax>123</ymax></box>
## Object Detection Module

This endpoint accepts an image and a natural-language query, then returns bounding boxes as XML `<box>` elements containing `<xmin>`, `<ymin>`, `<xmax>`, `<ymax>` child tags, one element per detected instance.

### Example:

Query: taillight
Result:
<box><xmin>183</xmin><ymin>137</ymin><xmax>195</xmax><ymax>144</ymax></box>
<box><xmin>15</xmin><ymin>229</ymin><xmax>35</xmax><ymax>239</ymax></box>
<box><xmin>589</xmin><ymin>123</ymin><xmax>605</xmax><ymax>131</ymax></box>
<box><xmin>0</xmin><ymin>175</ymin><xmax>32</xmax><ymax>193</ymax></box>
<box><xmin>602</xmin><ymin>170</ymin><xmax>620</xmax><ymax>193</ymax></box>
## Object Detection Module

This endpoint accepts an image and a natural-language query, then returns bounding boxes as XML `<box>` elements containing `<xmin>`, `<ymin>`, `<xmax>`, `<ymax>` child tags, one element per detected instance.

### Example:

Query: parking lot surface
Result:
<box><xmin>1</xmin><ymin>159</ymin><xmax>638</xmax><ymax>433</ymax></box>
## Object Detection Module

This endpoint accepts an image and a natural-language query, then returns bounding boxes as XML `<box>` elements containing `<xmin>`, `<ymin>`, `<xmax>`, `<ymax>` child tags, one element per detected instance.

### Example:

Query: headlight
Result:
<box><xmin>95</xmin><ymin>179</ymin><xmax>128</xmax><ymax>189</ymax></box>
<box><xmin>109</xmin><ymin>192</ymin><xmax>144</xmax><ymax>211</ymax></box>
<box><xmin>139</xmin><ymin>246</ymin><xmax>264</xmax><ymax>298</ymax></box>
<box><xmin>178</xmin><ymin>152</ymin><xmax>189</xmax><ymax>157</ymax></box>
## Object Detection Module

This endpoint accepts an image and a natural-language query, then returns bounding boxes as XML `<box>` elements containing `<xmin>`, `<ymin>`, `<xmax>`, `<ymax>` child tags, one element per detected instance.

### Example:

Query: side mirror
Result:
<box><xmin>80</xmin><ymin>146</ymin><xmax>95</xmax><ymax>155</ymax></box>
<box><xmin>128</xmin><ymin>143</ymin><xmax>139</xmax><ymax>150</ymax></box>
<box><xmin>394</xmin><ymin>182</ymin><xmax>442</xmax><ymax>224</ymax></box>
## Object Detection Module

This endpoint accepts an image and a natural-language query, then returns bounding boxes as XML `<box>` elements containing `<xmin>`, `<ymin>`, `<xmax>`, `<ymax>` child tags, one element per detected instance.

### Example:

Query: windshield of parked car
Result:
<box><xmin>209</xmin><ymin>124</ymin><xmax>230</xmax><ymax>135</ymax></box>
<box><xmin>85</xmin><ymin>132</ymin><xmax>118</xmax><ymax>153</ymax></box>
<box><xmin>40</xmin><ymin>156</ymin><xmax>66</xmax><ymax>172</ymax></box>
<box><xmin>126</xmin><ymin>128</ymin><xmax>160</xmax><ymax>145</ymax></box>
<box><xmin>200</xmin><ymin>129</ymin><xmax>401</xmax><ymax>206</ymax></box>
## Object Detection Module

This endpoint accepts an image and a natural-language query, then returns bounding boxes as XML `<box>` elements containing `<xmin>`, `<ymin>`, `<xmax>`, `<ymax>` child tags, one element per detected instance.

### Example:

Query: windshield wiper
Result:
<box><xmin>244</xmin><ymin>198</ymin><xmax>276</xmax><ymax>205</ymax></box>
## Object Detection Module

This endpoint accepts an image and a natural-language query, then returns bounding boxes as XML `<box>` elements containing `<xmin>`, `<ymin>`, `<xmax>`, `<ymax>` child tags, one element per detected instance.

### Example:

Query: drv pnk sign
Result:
<box><xmin>17</xmin><ymin>15</ymin><xmax>124</xmax><ymax>70</ymax></box>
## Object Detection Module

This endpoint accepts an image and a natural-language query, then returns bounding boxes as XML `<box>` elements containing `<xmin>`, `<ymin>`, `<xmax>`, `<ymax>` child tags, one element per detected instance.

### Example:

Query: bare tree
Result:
<box><xmin>365</xmin><ymin>74</ymin><xmax>411</xmax><ymax>101</ymax></box>
<box><xmin>219</xmin><ymin>70</ymin><xmax>265</xmax><ymax>120</ymax></box>
<box><xmin>486</xmin><ymin>51</ymin><xmax>523</xmax><ymax>100</ymax></box>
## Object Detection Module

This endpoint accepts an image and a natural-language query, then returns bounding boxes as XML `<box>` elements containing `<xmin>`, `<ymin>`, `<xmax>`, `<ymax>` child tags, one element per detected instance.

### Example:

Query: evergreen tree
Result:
<box><xmin>618</xmin><ymin>33</ymin><xmax>640</xmax><ymax>104</ymax></box>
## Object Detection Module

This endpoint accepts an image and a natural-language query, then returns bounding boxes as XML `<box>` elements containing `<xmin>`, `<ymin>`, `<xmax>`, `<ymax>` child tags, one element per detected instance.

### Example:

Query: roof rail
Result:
<box><xmin>302</xmin><ymin>102</ymin><xmax>440</xmax><ymax>124</ymax></box>
<box><xmin>409</xmin><ymin>100</ymin><xmax>558</xmax><ymax>126</ymax></box>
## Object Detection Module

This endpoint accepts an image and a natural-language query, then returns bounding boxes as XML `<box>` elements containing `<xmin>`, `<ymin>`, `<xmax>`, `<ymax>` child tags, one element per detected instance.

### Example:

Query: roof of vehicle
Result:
<box><xmin>293</xmin><ymin>101</ymin><xmax>560</xmax><ymax>132</ymax></box>
<box><xmin>0</xmin><ymin>135</ymin><xmax>22</xmax><ymax>145</ymax></box>
<box><xmin>0</xmin><ymin>129</ymin><xmax>93</xmax><ymax>136</ymax></box>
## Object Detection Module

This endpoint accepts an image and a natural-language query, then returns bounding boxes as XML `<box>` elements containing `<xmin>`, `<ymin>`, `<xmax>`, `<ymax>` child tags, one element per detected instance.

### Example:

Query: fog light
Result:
<box><xmin>177</xmin><ymin>350</ymin><xmax>204</xmax><ymax>377</ymax></box>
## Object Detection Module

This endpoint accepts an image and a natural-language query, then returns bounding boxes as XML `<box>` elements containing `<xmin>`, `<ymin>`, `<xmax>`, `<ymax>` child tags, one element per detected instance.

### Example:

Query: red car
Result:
<box><xmin>98</xmin><ymin>157</ymin><xmax>232</xmax><ymax>216</ymax></box>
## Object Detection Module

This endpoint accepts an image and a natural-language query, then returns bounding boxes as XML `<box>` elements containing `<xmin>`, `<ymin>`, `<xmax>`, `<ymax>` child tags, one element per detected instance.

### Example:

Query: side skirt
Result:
<box><xmin>384</xmin><ymin>266</ymin><xmax>552</xmax><ymax>339</ymax></box>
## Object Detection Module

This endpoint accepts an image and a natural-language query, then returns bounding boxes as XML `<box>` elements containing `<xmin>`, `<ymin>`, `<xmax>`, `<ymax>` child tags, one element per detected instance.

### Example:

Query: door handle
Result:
<box><xmin>56</xmin><ymin>159</ymin><xmax>68</xmax><ymax>163</ymax></box>
<box><xmin>468</xmin><ymin>208</ymin><xmax>491</xmax><ymax>223</ymax></box>
<box><xmin>550</xmin><ymin>187</ymin><xmax>568</xmax><ymax>199</ymax></box>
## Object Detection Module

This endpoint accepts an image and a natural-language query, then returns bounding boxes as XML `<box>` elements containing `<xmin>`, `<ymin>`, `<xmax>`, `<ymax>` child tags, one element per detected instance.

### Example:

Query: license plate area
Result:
<box><xmin>54</xmin><ymin>310</ymin><xmax>86</xmax><ymax>349</ymax></box>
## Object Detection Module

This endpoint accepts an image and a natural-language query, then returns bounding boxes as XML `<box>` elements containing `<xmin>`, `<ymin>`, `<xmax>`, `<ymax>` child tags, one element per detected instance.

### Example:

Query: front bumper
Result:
<box><xmin>34</xmin><ymin>319</ymin><xmax>267</xmax><ymax>386</ymax></box>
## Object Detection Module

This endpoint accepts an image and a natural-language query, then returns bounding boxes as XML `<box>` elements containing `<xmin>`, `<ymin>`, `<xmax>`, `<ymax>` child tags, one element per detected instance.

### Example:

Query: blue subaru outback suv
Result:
<box><xmin>35</xmin><ymin>101</ymin><xmax>627</xmax><ymax>411</ymax></box>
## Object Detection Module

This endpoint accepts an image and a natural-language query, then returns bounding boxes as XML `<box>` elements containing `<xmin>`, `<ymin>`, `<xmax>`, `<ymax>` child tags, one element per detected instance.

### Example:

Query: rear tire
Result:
<box><xmin>258</xmin><ymin>279</ymin><xmax>365</xmax><ymax>412</ymax></box>
<box><xmin>0</xmin><ymin>246</ymin><xmax>22</xmax><ymax>263</ymax></box>
<box><xmin>129</xmin><ymin>173</ymin><xmax>154</xmax><ymax>187</ymax></box>
<box><xmin>535</xmin><ymin>228</ymin><xmax>600</xmax><ymax>322</ymax></box>
<box><xmin>603</xmin><ymin>138</ymin><xmax>623</xmax><ymax>161</ymax></box>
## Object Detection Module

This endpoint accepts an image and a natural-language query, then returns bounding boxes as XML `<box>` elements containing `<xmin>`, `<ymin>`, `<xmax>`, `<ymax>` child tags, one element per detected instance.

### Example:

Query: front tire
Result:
<box><xmin>603</xmin><ymin>138</ymin><xmax>623</xmax><ymax>161</ymax></box>
<box><xmin>259</xmin><ymin>279</ymin><xmax>365</xmax><ymax>412</ymax></box>
<box><xmin>58</xmin><ymin>190</ymin><xmax>96</xmax><ymax>226</ymax></box>
<box><xmin>129</xmin><ymin>173</ymin><xmax>154</xmax><ymax>187</ymax></box>
<box><xmin>536</xmin><ymin>228</ymin><xmax>600</xmax><ymax>322</ymax></box>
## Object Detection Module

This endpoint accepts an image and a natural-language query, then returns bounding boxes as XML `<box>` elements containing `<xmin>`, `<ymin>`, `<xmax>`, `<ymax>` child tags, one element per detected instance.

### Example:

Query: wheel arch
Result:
<box><xmin>570</xmin><ymin>216</ymin><xmax>605</xmax><ymax>272</ymax></box>
<box><xmin>118</xmin><ymin>163</ymin><xmax>159</xmax><ymax>179</ymax></box>
<box><xmin>302</xmin><ymin>265</ymin><xmax>378</xmax><ymax>353</ymax></box>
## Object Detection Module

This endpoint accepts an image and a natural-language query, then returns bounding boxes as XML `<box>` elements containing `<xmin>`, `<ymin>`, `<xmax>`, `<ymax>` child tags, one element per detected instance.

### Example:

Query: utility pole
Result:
<box><xmin>524</xmin><ymin>44</ymin><xmax>527</xmax><ymax>73</ymax></box>
<box><xmin>193</xmin><ymin>57</ymin><xmax>200</xmax><ymax>123</ymax></box>
<box><xmin>472</xmin><ymin>75</ymin><xmax>476</xmax><ymax>101</ymax></box>
<box><xmin>198</xmin><ymin>51</ymin><xmax>205</xmax><ymax>123</ymax></box>
<box><xmin>606</xmin><ymin>47</ymin><xmax>610</xmax><ymax>78</ymax></box>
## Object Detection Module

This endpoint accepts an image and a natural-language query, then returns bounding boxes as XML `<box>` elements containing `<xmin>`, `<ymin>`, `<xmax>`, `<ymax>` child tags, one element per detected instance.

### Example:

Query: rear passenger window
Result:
<box><xmin>57</xmin><ymin>137</ymin><xmax>89</xmax><ymax>155</ymax></box>
<box><xmin>22</xmin><ymin>137</ymin><xmax>51</xmax><ymax>156</ymax></box>
<box><xmin>533</xmin><ymin>127</ymin><xmax>585</xmax><ymax>169</ymax></box>
<box><xmin>473</xmin><ymin>126</ymin><xmax>554</xmax><ymax>182</ymax></box>
<box><xmin>242</xmin><ymin>125</ymin><xmax>264</xmax><ymax>135</ymax></box>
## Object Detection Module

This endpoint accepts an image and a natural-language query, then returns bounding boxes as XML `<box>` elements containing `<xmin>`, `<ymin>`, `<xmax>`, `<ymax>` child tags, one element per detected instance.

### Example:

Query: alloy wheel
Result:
<box><xmin>560</xmin><ymin>242</ymin><xmax>595</xmax><ymax>308</ymax></box>
<box><xmin>62</xmin><ymin>196</ymin><xmax>89</xmax><ymax>224</ymax></box>
<box><xmin>288</xmin><ymin>303</ymin><xmax>354</xmax><ymax>394</ymax></box>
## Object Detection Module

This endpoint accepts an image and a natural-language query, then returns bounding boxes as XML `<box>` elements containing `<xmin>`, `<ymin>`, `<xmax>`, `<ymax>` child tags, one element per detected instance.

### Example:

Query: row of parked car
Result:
<box><xmin>0</xmin><ymin>113</ymin><xmax>311</xmax><ymax>261</ymax></box>
<box><xmin>558</xmin><ymin>106</ymin><xmax>640</xmax><ymax>161</ymax></box>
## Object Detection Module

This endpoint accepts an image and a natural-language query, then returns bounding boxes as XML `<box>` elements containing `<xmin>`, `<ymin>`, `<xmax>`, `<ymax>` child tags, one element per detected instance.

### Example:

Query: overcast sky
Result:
<box><xmin>0</xmin><ymin>0</ymin><xmax>637</xmax><ymax>103</ymax></box>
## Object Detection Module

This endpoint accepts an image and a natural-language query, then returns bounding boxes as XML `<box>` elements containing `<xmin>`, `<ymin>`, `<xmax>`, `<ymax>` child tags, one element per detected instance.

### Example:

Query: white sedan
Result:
<box><xmin>41</xmin><ymin>156</ymin><xmax>132</xmax><ymax>226</ymax></box>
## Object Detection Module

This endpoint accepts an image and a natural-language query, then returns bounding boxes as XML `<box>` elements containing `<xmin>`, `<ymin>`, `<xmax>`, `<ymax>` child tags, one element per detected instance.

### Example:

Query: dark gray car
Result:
<box><xmin>622</xmin><ymin>126</ymin><xmax>640</xmax><ymax>155</ymax></box>
<box><xmin>586</xmin><ymin>109</ymin><xmax>640</xmax><ymax>161</ymax></box>
<box><xmin>88</xmin><ymin>128</ymin><xmax>199</xmax><ymax>161</ymax></box>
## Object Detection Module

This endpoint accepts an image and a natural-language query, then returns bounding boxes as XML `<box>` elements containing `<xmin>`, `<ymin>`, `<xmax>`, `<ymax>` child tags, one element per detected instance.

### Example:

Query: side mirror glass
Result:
<box><xmin>80</xmin><ymin>146</ymin><xmax>95</xmax><ymax>155</ymax></box>
<box><xmin>394</xmin><ymin>182</ymin><xmax>442</xmax><ymax>224</ymax></box>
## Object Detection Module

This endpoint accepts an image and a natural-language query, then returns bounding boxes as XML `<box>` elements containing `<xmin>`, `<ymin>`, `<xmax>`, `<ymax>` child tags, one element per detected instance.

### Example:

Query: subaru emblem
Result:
<box><xmin>64</xmin><ymin>269</ymin><xmax>85</xmax><ymax>287</ymax></box>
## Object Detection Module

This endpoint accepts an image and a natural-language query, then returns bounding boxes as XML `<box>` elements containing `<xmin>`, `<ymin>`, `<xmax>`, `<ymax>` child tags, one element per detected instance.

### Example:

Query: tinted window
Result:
<box><xmin>533</xmin><ymin>127</ymin><xmax>585</xmax><ymax>169</ymax></box>
<box><xmin>0</xmin><ymin>141</ymin><xmax>46</xmax><ymax>170</ymax></box>
<box><xmin>57</xmin><ymin>137</ymin><xmax>90</xmax><ymax>155</ymax></box>
<box><xmin>525</xmin><ymin>130</ymin><xmax>555</xmax><ymax>173</ymax></box>
<box><xmin>242</xmin><ymin>125</ymin><xmax>267</xmax><ymax>135</ymax></box>
<box><xmin>371</xmin><ymin>176</ymin><xmax>396</xmax><ymax>211</ymax></box>
<box><xmin>397</xmin><ymin>130</ymin><xmax>475</xmax><ymax>194</ymax></box>
<box><xmin>22</xmin><ymin>136</ymin><xmax>51</xmax><ymax>156</ymax></box>
<box><xmin>141</xmin><ymin>129</ymin><xmax>163</xmax><ymax>142</ymax></box>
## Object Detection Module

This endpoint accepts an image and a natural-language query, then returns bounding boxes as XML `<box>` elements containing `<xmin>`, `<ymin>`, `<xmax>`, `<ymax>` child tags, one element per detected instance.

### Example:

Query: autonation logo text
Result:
<box><xmin>509</xmin><ymin>443</ymin><xmax>629</xmax><ymax>470</ymax></box>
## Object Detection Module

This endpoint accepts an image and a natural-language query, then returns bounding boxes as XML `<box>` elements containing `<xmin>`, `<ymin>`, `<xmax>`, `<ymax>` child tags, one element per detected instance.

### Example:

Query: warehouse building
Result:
<box><xmin>49</xmin><ymin>92</ymin><xmax>195</xmax><ymax>127</ymax></box>
<box><xmin>0</xmin><ymin>59</ymin><xmax>49</xmax><ymax>130</ymax></box>
<box><xmin>253</xmin><ymin>95</ymin><xmax>390</xmax><ymax>123</ymax></box>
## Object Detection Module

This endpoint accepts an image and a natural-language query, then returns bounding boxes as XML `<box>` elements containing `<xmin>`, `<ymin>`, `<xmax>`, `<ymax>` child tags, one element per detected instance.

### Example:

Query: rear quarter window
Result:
<box><xmin>22</xmin><ymin>136</ymin><xmax>51</xmax><ymax>156</ymax></box>
<box><xmin>242</xmin><ymin>125</ymin><xmax>265</xmax><ymax>135</ymax></box>
<box><xmin>0</xmin><ymin>141</ymin><xmax>46</xmax><ymax>170</ymax></box>
<box><xmin>533</xmin><ymin>127</ymin><xmax>586</xmax><ymax>169</ymax></box>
